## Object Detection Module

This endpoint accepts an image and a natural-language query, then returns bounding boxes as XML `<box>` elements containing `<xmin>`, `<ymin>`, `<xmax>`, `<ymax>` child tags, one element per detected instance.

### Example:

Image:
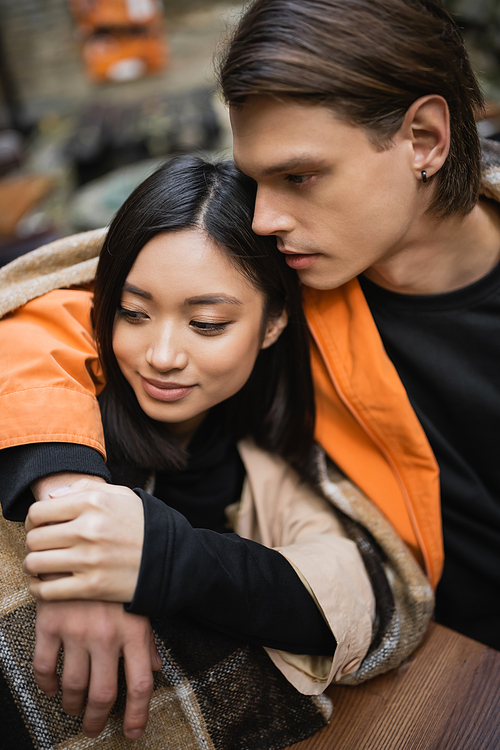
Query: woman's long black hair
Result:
<box><xmin>93</xmin><ymin>155</ymin><xmax>315</xmax><ymax>479</ymax></box>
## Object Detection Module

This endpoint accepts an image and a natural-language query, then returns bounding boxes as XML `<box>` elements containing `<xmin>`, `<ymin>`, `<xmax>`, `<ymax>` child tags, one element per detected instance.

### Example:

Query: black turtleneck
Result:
<box><xmin>152</xmin><ymin>407</ymin><xmax>246</xmax><ymax>534</ymax></box>
<box><xmin>359</xmin><ymin>265</ymin><xmax>500</xmax><ymax>651</ymax></box>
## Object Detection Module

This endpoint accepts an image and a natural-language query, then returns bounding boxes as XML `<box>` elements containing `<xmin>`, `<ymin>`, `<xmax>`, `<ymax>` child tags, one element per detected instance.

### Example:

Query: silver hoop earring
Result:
<box><xmin>421</xmin><ymin>170</ymin><xmax>427</xmax><ymax>183</ymax></box>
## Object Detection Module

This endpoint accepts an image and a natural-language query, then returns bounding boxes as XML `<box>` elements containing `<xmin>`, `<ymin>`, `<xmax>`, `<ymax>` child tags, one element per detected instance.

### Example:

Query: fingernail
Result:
<box><xmin>45</xmin><ymin>691</ymin><xmax>57</xmax><ymax>698</ymax></box>
<box><xmin>48</xmin><ymin>486</ymin><xmax>71</xmax><ymax>497</ymax></box>
<box><xmin>126</xmin><ymin>729</ymin><xmax>144</xmax><ymax>739</ymax></box>
<box><xmin>156</xmin><ymin>653</ymin><xmax>162</xmax><ymax>665</ymax></box>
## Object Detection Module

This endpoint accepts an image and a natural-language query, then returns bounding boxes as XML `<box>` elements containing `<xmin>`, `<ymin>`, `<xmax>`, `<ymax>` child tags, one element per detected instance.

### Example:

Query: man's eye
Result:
<box><xmin>190</xmin><ymin>320</ymin><xmax>230</xmax><ymax>333</ymax></box>
<box><xmin>117</xmin><ymin>307</ymin><xmax>147</xmax><ymax>322</ymax></box>
<box><xmin>285</xmin><ymin>174</ymin><xmax>311</xmax><ymax>185</ymax></box>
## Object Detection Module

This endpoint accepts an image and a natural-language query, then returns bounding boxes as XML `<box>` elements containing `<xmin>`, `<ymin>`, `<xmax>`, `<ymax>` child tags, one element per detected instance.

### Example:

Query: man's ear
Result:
<box><xmin>400</xmin><ymin>94</ymin><xmax>450</xmax><ymax>180</ymax></box>
<box><xmin>261</xmin><ymin>309</ymin><xmax>288</xmax><ymax>349</ymax></box>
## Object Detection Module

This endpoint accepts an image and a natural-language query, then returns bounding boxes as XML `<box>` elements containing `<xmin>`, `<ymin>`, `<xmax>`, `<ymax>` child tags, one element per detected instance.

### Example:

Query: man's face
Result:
<box><xmin>231</xmin><ymin>96</ymin><xmax>422</xmax><ymax>290</ymax></box>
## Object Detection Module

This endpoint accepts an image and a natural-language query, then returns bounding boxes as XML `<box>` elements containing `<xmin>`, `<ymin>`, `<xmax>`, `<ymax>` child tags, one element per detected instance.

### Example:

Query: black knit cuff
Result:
<box><xmin>0</xmin><ymin>443</ymin><xmax>111</xmax><ymax>521</ymax></box>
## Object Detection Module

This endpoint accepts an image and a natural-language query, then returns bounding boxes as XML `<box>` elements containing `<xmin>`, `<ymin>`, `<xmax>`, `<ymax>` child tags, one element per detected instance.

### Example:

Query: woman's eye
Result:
<box><xmin>190</xmin><ymin>320</ymin><xmax>230</xmax><ymax>333</ymax></box>
<box><xmin>117</xmin><ymin>307</ymin><xmax>147</xmax><ymax>323</ymax></box>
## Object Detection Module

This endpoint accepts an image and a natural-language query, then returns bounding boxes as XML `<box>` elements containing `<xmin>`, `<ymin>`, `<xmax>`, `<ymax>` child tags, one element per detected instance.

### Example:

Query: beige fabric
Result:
<box><xmin>317</xmin><ymin>454</ymin><xmax>434</xmax><ymax>686</ymax></box>
<box><xmin>236</xmin><ymin>440</ymin><xmax>375</xmax><ymax>694</ymax></box>
<box><xmin>235</xmin><ymin>440</ymin><xmax>434</xmax><ymax>693</ymax></box>
<box><xmin>0</xmin><ymin>228</ymin><xmax>105</xmax><ymax>318</ymax></box>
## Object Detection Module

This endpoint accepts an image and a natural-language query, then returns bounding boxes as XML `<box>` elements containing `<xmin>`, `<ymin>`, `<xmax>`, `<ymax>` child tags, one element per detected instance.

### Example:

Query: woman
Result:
<box><xmin>20</xmin><ymin>157</ymin><xmax>374</xmax><ymax>679</ymax></box>
<box><xmin>1</xmin><ymin>156</ymin><xmax>433</xmax><ymax>748</ymax></box>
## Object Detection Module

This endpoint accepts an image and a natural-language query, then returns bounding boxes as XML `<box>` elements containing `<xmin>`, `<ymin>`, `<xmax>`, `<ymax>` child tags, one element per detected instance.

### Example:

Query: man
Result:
<box><xmin>221</xmin><ymin>0</ymin><xmax>500</xmax><ymax>646</ymax></box>
<box><xmin>1</xmin><ymin>0</ymin><xmax>499</xmax><ymax>740</ymax></box>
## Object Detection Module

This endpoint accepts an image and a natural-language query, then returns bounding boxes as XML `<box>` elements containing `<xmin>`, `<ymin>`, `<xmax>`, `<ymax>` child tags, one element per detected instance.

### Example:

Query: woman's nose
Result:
<box><xmin>145</xmin><ymin>328</ymin><xmax>188</xmax><ymax>372</ymax></box>
<box><xmin>251</xmin><ymin>187</ymin><xmax>294</xmax><ymax>237</ymax></box>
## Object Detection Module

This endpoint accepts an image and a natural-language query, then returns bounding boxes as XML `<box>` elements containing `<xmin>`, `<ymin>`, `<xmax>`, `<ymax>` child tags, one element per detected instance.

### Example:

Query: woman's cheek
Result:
<box><xmin>206</xmin><ymin>328</ymin><xmax>261</xmax><ymax>396</ymax></box>
<box><xmin>112</xmin><ymin>325</ymin><xmax>140</xmax><ymax>372</ymax></box>
<box><xmin>111</xmin><ymin>323</ymin><xmax>127</xmax><ymax>363</ymax></box>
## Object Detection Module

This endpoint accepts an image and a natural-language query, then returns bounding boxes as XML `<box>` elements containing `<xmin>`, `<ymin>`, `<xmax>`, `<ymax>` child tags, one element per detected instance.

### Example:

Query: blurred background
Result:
<box><xmin>0</xmin><ymin>0</ymin><xmax>499</xmax><ymax>266</ymax></box>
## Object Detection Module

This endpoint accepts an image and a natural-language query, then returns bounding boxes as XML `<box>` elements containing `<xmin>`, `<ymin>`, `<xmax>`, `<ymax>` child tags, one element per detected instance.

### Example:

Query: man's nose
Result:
<box><xmin>145</xmin><ymin>327</ymin><xmax>188</xmax><ymax>372</ymax></box>
<box><xmin>252</xmin><ymin>188</ymin><xmax>294</xmax><ymax>237</ymax></box>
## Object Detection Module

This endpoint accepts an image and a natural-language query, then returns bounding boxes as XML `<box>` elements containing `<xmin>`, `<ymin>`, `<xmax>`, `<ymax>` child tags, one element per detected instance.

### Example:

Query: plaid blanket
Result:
<box><xmin>0</xmin><ymin>509</ymin><xmax>331</xmax><ymax>750</ymax></box>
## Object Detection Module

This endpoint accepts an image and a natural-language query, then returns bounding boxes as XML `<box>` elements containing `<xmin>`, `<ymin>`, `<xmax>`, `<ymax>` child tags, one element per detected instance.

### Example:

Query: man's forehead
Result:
<box><xmin>231</xmin><ymin>97</ymin><xmax>346</xmax><ymax>176</ymax></box>
<box><xmin>230</xmin><ymin>95</ymin><xmax>324</xmax><ymax>134</ymax></box>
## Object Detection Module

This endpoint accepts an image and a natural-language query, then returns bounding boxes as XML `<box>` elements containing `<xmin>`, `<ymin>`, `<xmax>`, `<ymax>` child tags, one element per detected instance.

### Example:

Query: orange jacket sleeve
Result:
<box><xmin>0</xmin><ymin>288</ymin><xmax>106</xmax><ymax>456</ymax></box>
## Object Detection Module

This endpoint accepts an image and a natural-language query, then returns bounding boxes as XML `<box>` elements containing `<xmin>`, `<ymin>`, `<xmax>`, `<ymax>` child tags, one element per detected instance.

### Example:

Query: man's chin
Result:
<box><xmin>297</xmin><ymin>266</ymin><xmax>345</xmax><ymax>290</ymax></box>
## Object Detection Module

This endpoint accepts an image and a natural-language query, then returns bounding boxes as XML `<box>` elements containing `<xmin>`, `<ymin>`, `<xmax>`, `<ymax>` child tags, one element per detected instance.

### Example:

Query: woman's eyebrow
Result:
<box><xmin>185</xmin><ymin>294</ymin><xmax>243</xmax><ymax>306</ymax></box>
<box><xmin>122</xmin><ymin>283</ymin><xmax>152</xmax><ymax>300</ymax></box>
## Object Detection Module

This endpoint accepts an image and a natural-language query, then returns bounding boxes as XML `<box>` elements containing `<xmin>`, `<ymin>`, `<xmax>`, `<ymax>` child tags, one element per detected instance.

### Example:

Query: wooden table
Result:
<box><xmin>286</xmin><ymin>622</ymin><xmax>500</xmax><ymax>749</ymax></box>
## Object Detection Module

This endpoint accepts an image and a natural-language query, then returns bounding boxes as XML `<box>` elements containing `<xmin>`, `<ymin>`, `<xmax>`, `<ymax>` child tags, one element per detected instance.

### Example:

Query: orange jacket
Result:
<box><xmin>0</xmin><ymin>282</ymin><xmax>442</xmax><ymax>587</ymax></box>
<box><xmin>1</xmin><ymin>289</ymin><xmax>106</xmax><ymax>455</ymax></box>
<box><xmin>303</xmin><ymin>282</ymin><xmax>442</xmax><ymax>587</ymax></box>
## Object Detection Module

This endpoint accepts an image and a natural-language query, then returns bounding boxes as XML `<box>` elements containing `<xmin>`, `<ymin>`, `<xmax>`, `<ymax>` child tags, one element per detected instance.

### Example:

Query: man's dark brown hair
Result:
<box><xmin>218</xmin><ymin>0</ymin><xmax>485</xmax><ymax>217</ymax></box>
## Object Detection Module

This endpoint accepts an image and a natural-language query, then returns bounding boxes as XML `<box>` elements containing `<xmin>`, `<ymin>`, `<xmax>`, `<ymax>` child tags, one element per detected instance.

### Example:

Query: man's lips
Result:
<box><xmin>141</xmin><ymin>377</ymin><xmax>195</xmax><ymax>402</ymax></box>
<box><xmin>279</xmin><ymin>249</ymin><xmax>321</xmax><ymax>270</ymax></box>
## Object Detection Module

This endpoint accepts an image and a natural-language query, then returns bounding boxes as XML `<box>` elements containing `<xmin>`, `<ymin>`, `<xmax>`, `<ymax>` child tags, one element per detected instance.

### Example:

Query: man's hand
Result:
<box><xmin>25</xmin><ymin>479</ymin><xmax>144</xmax><ymax>603</ymax></box>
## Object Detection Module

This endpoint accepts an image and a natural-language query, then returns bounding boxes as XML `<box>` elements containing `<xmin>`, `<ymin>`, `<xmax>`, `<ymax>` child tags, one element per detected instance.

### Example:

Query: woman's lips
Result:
<box><xmin>141</xmin><ymin>377</ymin><xmax>195</xmax><ymax>402</ymax></box>
<box><xmin>280</xmin><ymin>251</ymin><xmax>321</xmax><ymax>270</ymax></box>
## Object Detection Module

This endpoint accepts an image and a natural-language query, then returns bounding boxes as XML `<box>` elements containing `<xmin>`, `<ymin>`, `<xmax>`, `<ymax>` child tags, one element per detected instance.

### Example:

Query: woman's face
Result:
<box><xmin>113</xmin><ymin>228</ymin><xmax>286</xmax><ymax>442</ymax></box>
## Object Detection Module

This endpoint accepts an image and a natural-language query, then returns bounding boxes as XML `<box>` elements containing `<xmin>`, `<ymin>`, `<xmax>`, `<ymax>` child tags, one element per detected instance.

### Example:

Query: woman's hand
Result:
<box><xmin>35</xmin><ymin>599</ymin><xmax>161</xmax><ymax>739</ymax></box>
<box><xmin>24</xmin><ymin>478</ymin><xmax>144</xmax><ymax>603</ymax></box>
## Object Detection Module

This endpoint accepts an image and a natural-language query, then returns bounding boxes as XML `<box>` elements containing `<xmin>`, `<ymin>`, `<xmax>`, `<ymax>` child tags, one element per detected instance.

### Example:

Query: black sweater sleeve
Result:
<box><xmin>0</xmin><ymin>444</ymin><xmax>336</xmax><ymax>655</ymax></box>
<box><xmin>0</xmin><ymin>443</ymin><xmax>111</xmax><ymax>521</ymax></box>
<box><xmin>126</xmin><ymin>489</ymin><xmax>337</xmax><ymax>656</ymax></box>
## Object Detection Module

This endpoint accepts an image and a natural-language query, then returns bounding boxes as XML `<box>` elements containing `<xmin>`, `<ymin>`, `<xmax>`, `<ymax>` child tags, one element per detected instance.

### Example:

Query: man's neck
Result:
<box><xmin>363</xmin><ymin>198</ymin><xmax>500</xmax><ymax>295</ymax></box>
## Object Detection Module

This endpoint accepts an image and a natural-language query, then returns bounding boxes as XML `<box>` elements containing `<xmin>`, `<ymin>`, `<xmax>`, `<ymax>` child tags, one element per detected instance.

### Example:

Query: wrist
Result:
<box><xmin>31</xmin><ymin>473</ymin><xmax>106</xmax><ymax>502</ymax></box>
